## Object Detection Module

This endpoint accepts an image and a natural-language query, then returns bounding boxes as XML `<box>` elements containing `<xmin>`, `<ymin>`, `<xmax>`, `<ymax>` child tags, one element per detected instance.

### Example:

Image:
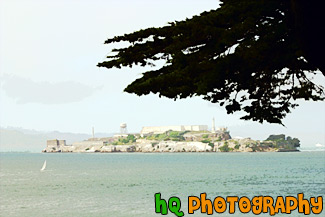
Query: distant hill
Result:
<box><xmin>0</xmin><ymin>127</ymin><xmax>114</xmax><ymax>152</ymax></box>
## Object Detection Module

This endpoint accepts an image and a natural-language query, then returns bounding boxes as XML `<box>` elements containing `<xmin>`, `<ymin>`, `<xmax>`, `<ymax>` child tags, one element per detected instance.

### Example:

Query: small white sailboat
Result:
<box><xmin>40</xmin><ymin>160</ymin><xmax>47</xmax><ymax>171</ymax></box>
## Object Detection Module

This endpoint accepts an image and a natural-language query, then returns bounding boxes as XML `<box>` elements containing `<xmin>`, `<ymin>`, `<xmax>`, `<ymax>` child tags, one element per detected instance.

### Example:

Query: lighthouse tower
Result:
<box><xmin>211</xmin><ymin>117</ymin><xmax>216</xmax><ymax>133</ymax></box>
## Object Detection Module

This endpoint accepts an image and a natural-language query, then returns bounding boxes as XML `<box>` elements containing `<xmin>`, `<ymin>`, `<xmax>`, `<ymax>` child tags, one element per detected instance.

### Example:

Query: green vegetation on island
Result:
<box><xmin>44</xmin><ymin>129</ymin><xmax>300</xmax><ymax>153</ymax></box>
<box><xmin>143</xmin><ymin>130</ymin><xmax>188</xmax><ymax>142</ymax></box>
<box><xmin>265</xmin><ymin>134</ymin><xmax>300</xmax><ymax>150</ymax></box>
<box><xmin>112</xmin><ymin>135</ymin><xmax>136</xmax><ymax>146</ymax></box>
<box><xmin>111</xmin><ymin>132</ymin><xmax>300</xmax><ymax>152</ymax></box>
<box><xmin>215</xmin><ymin>134</ymin><xmax>300</xmax><ymax>152</ymax></box>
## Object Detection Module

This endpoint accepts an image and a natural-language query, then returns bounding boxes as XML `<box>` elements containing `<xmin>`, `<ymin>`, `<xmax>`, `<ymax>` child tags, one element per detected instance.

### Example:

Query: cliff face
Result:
<box><xmin>43</xmin><ymin>141</ymin><xmax>212</xmax><ymax>153</ymax></box>
<box><xmin>135</xmin><ymin>141</ymin><xmax>212</xmax><ymax>152</ymax></box>
<box><xmin>214</xmin><ymin>139</ymin><xmax>278</xmax><ymax>152</ymax></box>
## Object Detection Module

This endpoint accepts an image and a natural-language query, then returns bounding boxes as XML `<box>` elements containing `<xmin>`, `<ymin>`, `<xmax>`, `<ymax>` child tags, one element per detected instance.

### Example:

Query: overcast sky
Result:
<box><xmin>1</xmin><ymin>0</ymin><xmax>324</xmax><ymax>147</ymax></box>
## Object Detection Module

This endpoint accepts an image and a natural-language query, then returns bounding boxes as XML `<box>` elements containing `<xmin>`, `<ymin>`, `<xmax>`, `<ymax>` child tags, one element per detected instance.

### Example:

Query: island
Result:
<box><xmin>42</xmin><ymin>125</ymin><xmax>300</xmax><ymax>153</ymax></box>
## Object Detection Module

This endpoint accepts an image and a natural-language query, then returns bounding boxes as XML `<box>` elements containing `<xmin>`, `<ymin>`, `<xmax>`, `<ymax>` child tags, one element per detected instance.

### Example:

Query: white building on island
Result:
<box><xmin>140</xmin><ymin>125</ymin><xmax>208</xmax><ymax>135</ymax></box>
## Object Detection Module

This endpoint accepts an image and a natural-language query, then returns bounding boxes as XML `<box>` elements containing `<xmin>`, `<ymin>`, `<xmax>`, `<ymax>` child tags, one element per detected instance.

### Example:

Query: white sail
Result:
<box><xmin>40</xmin><ymin>160</ymin><xmax>47</xmax><ymax>171</ymax></box>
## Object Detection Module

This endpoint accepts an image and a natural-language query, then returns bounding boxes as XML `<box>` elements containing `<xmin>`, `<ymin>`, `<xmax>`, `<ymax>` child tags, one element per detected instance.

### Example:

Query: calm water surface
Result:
<box><xmin>0</xmin><ymin>152</ymin><xmax>324</xmax><ymax>217</ymax></box>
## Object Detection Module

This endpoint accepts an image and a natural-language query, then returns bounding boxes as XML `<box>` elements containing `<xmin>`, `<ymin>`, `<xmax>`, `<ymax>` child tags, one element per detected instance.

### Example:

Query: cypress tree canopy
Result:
<box><xmin>98</xmin><ymin>0</ymin><xmax>324</xmax><ymax>124</ymax></box>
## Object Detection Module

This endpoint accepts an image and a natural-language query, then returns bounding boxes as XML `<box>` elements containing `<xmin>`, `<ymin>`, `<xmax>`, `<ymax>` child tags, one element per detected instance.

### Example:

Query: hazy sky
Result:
<box><xmin>1</xmin><ymin>0</ymin><xmax>324</xmax><ymax>147</ymax></box>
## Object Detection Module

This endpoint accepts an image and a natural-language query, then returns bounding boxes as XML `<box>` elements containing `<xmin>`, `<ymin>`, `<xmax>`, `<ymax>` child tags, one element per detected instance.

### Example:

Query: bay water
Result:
<box><xmin>0</xmin><ymin>152</ymin><xmax>324</xmax><ymax>217</ymax></box>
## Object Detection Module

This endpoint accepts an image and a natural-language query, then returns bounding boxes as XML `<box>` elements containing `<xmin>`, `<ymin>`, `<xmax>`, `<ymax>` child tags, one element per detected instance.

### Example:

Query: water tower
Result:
<box><xmin>120</xmin><ymin>123</ymin><xmax>128</xmax><ymax>134</ymax></box>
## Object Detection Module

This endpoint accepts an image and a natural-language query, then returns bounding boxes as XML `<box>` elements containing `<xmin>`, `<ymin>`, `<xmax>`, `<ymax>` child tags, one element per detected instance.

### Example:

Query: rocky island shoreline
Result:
<box><xmin>42</xmin><ymin>125</ymin><xmax>300</xmax><ymax>153</ymax></box>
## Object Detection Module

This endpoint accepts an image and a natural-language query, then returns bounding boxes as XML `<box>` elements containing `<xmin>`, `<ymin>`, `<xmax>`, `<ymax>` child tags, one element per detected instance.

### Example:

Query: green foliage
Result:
<box><xmin>98</xmin><ymin>0</ymin><xmax>325</xmax><ymax>125</ymax></box>
<box><xmin>127</xmin><ymin>135</ymin><xmax>136</xmax><ymax>143</ymax></box>
<box><xmin>113</xmin><ymin>134</ymin><xmax>137</xmax><ymax>145</ymax></box>
<box><xmin>266</xmin><ymin>134</ymin><xmax>300</xmax><ymax>149</ymax></box>
<box><xmin>145</xmin><ymin>134</ymin><xmax>167</xmax><ymax>141</ymax></box>
<box><xmin>157</xmin><ymin>134</ymin><xmax>168</xmax><ymax>140</ymax></box>
<box><xmin>260</xmin><ymin>142</ymin><xmax>275</xmax><ymax>148</ymax></box>
<box><xmin>202</xmin><ymin>134</ymin><xmax>209</xmax><ymax>139</ymax></box>
<box><xmin>145</xmin><ymin>134</ymin><xmax>155</xmax><ymax>140</ymax></box>
<box><xmin>219</xmin><ymin>144</ymin><xmax>230</xmax><ymax>152</ymax></box>
<box><xmin>234</xmin><ymin>144</ymin><xmax>240</xmax><ymax>149</ymax></box>
<box><xmin>208</xmin><ymin>143</ymin><xmax>214</xmax><ymax>149</ymax></box>
<box><xmin>201</xmin><ymin>139</ymin><xmax>214</xmax><ymax>149</ymax></box>
<box><xmin>169</xmin><ymin>131</ymin><xmax>179</xmax><ymax>137</ymax></box>
<box><xmin>171</xmin><ymin>138</ymin><xmax>180</xmax><ymax>141</ymax></box>
<box><xmin>111</xmin><ymin>141</ymin><xmax>120</xmax><ymax>146</ymax></box>
<box><xmin>144</xmin><ymin>131</ymin><xmax>186</xmax><ymax>141</ymax></box>
<box><xmin>267</xmin><ymin>134</ymin><xmax>285</xmax><ymax>141</ymax></box>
